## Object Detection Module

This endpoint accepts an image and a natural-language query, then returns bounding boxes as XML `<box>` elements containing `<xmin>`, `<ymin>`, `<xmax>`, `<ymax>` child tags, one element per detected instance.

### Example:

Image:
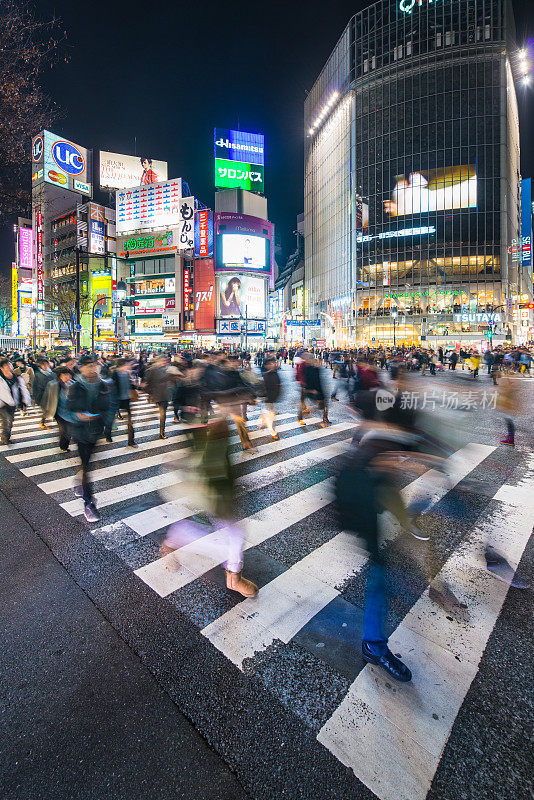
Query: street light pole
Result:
<box><xmin>75</xmin><ymin>246</ymin><xmax>81</xmax><ymax>355</ymax></box>
<box><xmin>391</xmin><ymin>310</ymin><xmax>397</xmax><ymax>349</ymax></box>
<box><xmin>91</xmin><ymin>295</ymin><xmax>110</xmax><ymax>354</ymax></box>
<box><xmin>30</xmin><ymin>306</ymin><xmax>37</xmax><ymax>350</ymax></box>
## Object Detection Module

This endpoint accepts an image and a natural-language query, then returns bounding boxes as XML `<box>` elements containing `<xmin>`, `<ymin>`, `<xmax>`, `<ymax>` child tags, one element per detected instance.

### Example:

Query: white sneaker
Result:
<box><xmin>84</xmin><ymin>502</ymin><xmax>100</xmax><ymax>523</ymax></box>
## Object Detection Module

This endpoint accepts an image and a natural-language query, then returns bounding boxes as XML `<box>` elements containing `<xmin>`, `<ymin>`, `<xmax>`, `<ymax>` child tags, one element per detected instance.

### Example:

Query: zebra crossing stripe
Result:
<box><xmin>58</xmin><ymin>421</ymin><xmax>349</xmax><ymax>517</ymax></box>
<box><xmin>201</xmin><ymin>444</ymin><xmax>495</xmax><ymax>668</ymax></box>
<box><xmin>19</xmin><ymin>413</ymin><xmax>296</xmax><ymax>477</ymax></box>
<box><xmin>111</xmin><ymin>438</ymin><xmax>351</xmax><ymax>538</ymax></box>
<box><xmin>134</xmin><ymin>480</ymin><xmax>333</xmax><ymax>597</ymax></box>
<box><xmin>316</xmin><ymin>458</ymin><xmax>534</xmax><ymax>800</ymax></box>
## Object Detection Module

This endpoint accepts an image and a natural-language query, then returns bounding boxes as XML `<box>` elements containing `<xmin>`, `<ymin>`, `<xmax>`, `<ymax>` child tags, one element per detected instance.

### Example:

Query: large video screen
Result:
<box><xmin>384</xmin><ymin>165</ymin><xmax>477</xmax><ymax>217</ymax></box>
<box><xmin>216</xmin><ymin>275</ymin><xmax>265</xmax><ymax>319</ymax></box>
<box><xmin>221</xmin><ymin>234</ymin><xmax>267</xmax><ymax>270</ymax></box>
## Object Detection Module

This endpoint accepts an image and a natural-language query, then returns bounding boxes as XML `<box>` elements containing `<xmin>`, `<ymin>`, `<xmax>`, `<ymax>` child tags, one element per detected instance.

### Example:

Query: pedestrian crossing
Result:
<box><xmin>2</xmin><ymin>396</ymin><xmax>531</xmax><ymax>800</ymax></box>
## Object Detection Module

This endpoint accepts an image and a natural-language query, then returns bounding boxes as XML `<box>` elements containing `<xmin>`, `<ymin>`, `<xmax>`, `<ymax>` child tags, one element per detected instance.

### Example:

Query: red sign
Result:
<box><xmin>165</xmin><ymin>297</ymin><xmax>176</xmax><ymax>310</ymax></box>
<box><xmin>198</xmin><ymin>210</ymin><xmax>209</xmax><ymax>257</ymax></box>
<box><xmin>194</xmin><ymin>259</ymin><xmax>215</xmax><ymax>331</ymax></box>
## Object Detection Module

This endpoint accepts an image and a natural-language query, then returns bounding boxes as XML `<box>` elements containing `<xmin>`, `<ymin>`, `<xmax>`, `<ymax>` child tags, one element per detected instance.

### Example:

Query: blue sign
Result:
<box><xmin>214</xmin><ymin>128</ymin><xmax>265</xmax><ymax>166</ymax></box>
<box><xmin>52</xmin><ymin>140</ymin><xmax>86</xmax><ymax>175</ymax></box>
<box><xmin>94</xmin><ymin>309</ymin><xmax>103</xmax><ymax>319</ymax></box>
<box><xmin>75</xmin><ymin>323</ymin><xmax>82</xmax><ymax>331</ymax></box>
<box><xmin>521</xmin><ymin>178</ymin><xmax>532</xmax><ymax>267</ymax></box>
<box><xmin>286</xmin><ymin>319</ymin><xmax>321</xmax><ymax>327</ymax></box>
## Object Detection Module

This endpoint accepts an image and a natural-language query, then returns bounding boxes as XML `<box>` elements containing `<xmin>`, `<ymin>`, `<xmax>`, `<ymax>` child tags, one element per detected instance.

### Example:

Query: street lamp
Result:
<box><xmin>391</xmin><ymin>310</ymin><xmax>398</xmax><ymax>349</ymax></box>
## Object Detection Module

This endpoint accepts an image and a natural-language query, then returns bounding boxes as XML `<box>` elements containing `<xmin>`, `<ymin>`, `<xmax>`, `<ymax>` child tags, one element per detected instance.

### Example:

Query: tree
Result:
<box><xmin>0</xmin><ymin>0</ymin><xmax>65</xmax><ymax>216</ymax></box>
<box><xmin>0</xmin><ymin>273</ymin><xmax>13</xmax><ymax>333</ymax></box>
<box><xmin>48</xmin><ymin>280</ymin><xmax>90</xmax><ymax>344</ymax></box>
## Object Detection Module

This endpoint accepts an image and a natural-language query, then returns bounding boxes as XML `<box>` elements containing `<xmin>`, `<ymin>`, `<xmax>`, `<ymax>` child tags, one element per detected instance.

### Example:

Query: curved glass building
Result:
<box><xmin>304</xmin><ymin>0</ymin><xmax>531</xmax><ymax>348</ymax></box>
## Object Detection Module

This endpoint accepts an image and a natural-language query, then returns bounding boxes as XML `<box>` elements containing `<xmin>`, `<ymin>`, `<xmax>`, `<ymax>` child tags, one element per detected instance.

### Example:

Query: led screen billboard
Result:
<box><xmin>383</xmin><ymin>165</ymin><xmax>477</xmax><ymax>217</ymax></box>
<box><xmin>216</xmin><ymin>274</ymin><xmax>265</xmax><ymax>319</ymax></box>
<box><xmin>215</xmin><ymin>212</ymin><xmax>273</xmax><ymax>273</ymax></box>
<box><xmin>99</xmin><ymin>151</ymin><xmax>168</xmax><ymax>190</ymax></box>
<box><xmin>214</xmin><ymin>129</ymin><xmax>265</xmax><ymax>166</ymax></box>
<box><xmin>215</xmin><ymin>158</ymin><xmax>264</xmax><ymax>192</ymax></box>
<box><xmin>221</xmin><ymin>234</ymin><xmax>267</xmax><ymax>270</ymax></box>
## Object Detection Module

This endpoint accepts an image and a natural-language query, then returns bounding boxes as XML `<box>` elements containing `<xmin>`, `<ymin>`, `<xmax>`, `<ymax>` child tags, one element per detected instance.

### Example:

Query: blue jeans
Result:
<box><xmin>363</xmin><ymin>563</ymin><xmax>388</xmax><ymax>656</ymax></box>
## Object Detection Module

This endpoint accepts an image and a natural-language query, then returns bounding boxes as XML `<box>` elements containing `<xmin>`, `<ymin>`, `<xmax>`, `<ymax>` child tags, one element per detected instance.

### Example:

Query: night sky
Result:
<box><xmin>1</xmin><ymin>0</ymin><xmax>533</xmax><ymax>271</ymax></box>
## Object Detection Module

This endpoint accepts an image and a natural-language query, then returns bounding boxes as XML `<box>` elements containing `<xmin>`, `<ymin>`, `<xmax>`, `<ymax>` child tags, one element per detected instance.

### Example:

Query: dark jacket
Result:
<box><xmin>32</xmin><ymin>367</ymin><xmax>55</xmax><ymax>405</ymax></box>
<box><xmin>263</xmin><ymin>369</ymin><xmax>281</xmax><ymax>404</ymax></box>
<box><xmin>68</xmin><ymin>377</ymin><xmax>110</xmax><ymax>443</ymax></box>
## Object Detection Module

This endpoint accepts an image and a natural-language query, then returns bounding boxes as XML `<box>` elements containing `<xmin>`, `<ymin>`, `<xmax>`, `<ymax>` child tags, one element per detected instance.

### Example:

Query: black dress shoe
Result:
<box><xmin>362</xmin><ymin>642</ymin><xmax>412</xmax><ymax>682</ymax></box>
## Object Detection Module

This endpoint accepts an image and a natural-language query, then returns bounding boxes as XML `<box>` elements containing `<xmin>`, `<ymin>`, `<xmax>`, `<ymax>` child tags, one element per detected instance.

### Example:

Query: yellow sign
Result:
<box><xmin>11</xmin><ymin>264</ymin><xmax>18</xmax><ymax>323</ymax></box>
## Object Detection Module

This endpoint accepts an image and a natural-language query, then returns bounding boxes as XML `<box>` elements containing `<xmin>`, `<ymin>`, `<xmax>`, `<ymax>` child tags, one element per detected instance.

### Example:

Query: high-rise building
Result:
<box><xmin>305</xmin><ymin>0</ymin><xmax>531</xmax><ymax>348</ymax></box>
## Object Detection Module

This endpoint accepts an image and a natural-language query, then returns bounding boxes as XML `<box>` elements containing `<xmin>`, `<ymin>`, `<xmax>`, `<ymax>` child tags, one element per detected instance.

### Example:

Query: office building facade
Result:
<box><xmin>304</xmin><ymin>0</ymin><xmax>531</xmax><ymax>348</ymax></box>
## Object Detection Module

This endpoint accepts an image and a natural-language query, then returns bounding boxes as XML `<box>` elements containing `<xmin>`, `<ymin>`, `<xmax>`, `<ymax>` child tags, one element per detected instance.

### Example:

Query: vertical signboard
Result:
<box><xmin>214</xmin><ymin>128</ymin><xmax>265</xmax><ymax>192</ymax></box>
<box><xmin>35</xmin><ymin>206</ymin><xmax>44</xmax><ymax>311</ymax></box>
<box><xmin>89</xmin><ymin>203</ymin><xmax>106</xmax><ymax>255</ymax></box>
<box><xmin>521</xmin><ymin>178</ymin><xmax>532</xmax><ymax>267</ymax></box>
<box><xmin>183</xmin><ymin>266</ymin><xmax>192</xmax><ymax>327</ymax></box>
<box><xmin>19</xmin><ymin>227</ymin><xmax>33</xmax><ymax>270</ymax></box>
<box><xmin>194</xmin><ymin>259</ymin><xmax>215</xmax><ymax>331</ymax></box>
<box><xmin>11</xmin><ymin>263</ymin><xmax>18</xmax><ymax>328</ymax></box>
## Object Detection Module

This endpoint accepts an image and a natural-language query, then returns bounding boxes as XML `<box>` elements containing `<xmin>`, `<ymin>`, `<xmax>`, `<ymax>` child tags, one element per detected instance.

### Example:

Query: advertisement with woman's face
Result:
<box><xmin>217</xmin><ymin>275</ymin><xmax>265</xmax><ymax>318</ymax></box>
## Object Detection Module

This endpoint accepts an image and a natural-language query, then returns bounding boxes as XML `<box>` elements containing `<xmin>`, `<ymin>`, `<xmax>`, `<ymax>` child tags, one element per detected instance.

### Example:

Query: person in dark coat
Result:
<box><xmin>259</xmin><ymin>357</ymin><xmax>282</xmax><ymax>439</ymax></box>
<box><xmin>68</xmin><ymin>355</ymin><xmax>110</xmax><ymax>522</ymax></box>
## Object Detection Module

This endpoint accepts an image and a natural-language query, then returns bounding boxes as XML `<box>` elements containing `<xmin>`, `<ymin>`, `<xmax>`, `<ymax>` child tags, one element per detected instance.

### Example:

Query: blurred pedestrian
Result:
<box><xmin>0</xmin><ymin>358</ymin><xmax>30</xmax><ymax>445</ymax></box>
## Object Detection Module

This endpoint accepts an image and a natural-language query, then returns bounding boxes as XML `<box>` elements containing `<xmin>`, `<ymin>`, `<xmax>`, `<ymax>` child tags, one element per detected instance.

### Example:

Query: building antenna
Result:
<box><xmin>134</xmin><ymin>136</ymin><xmax>137</xmax><ymax>156</ymax></box>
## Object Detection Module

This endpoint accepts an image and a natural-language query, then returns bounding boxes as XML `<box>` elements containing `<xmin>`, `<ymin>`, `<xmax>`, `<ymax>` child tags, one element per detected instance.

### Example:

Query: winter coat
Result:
<box><xmin>68</xmin><ymin>377</ymin><xmax>110</xmax><ymax>443</ymax></box>
<box><xmin>0</xmin><ymin>373</ymin><xmax>30</xmax><ymax>408</ymax></box>
<box><xmin>32</xmin><ymin>368</ymin><xmax>55</xmax><ymax>406</ymax></box>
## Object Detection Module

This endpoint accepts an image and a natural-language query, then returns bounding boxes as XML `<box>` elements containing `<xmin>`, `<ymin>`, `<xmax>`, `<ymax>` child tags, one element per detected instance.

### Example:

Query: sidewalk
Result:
<box><xmin>0</xmin><ymin>493</ymin><xmax>248</xmax><ymax>800</ymax></box>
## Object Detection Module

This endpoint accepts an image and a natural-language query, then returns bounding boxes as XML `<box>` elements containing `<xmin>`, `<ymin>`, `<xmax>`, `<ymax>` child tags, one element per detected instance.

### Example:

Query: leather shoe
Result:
<box><xmin>362</xmin><ymin>642</ymin><xmax>412</xmax><ymax>682</ymax></box>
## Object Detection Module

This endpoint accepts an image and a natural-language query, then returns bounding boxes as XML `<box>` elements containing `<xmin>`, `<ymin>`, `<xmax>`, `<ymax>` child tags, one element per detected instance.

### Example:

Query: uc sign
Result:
<box><xmin>52</xmin><ymin>140</ymin><xmax>86</xmax><ymax>175</ymax></box>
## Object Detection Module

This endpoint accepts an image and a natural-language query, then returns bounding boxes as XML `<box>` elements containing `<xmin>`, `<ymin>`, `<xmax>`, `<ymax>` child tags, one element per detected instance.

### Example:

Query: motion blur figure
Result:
<box><xmin>69</xmin><ymin>355</ymin><xmax>109</xmax><ymax>523</ymax></box>
<box><xmin>160</xmin><ymin>416</ymin><xmax>258</xmax><ymax>598</ymax></box>
<box><xmin>259</xmin><ymin>357</ymin><xmax>281</xmax><ymax>440</ymax></box>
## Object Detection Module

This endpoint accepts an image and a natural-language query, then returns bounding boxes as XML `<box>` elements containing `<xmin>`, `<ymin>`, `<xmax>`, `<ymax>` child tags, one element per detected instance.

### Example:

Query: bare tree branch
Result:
<box><xmin>47</xmin><ymin>281</ymin><xmax>90</xmax><ymax>343</ymax></box>
<box><xmin>0</xmin><ymin>0</ymin><xmax>66</xmax><ymax>215</ymax></box>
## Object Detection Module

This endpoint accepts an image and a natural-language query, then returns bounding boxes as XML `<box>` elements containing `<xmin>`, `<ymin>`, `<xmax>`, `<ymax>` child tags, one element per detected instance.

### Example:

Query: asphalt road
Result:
<box><xmin>0</xmin><ymin>363</ymin><xmax>532</xmax><ymax>800</ymax></box>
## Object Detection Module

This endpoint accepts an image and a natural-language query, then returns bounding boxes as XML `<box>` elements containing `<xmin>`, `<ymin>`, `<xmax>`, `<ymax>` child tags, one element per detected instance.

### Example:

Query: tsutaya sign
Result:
<box><xmin>399</xmin><ymin>0</ymin><xmax>442</xmax><ymax>13</ymax></box>
<box><xmin>454</xmin><ymin>313</ymin><xmax>502</xmax><ymax>324</ymax></box>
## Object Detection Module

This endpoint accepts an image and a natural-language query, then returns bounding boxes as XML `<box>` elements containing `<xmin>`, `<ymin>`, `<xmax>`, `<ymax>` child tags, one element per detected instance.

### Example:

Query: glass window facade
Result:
<box><xmin>305</xmin><ymin>0</ymin><xmax>527</xmax><ymax>346</ymax></box>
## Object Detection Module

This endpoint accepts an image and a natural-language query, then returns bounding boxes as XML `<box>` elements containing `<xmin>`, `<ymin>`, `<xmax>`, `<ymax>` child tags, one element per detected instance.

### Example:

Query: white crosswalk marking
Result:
<box><xmin>201</xmin><ymin>444</ymin><xmax>494</xmax><ymax>667</ymax></box>
<box><xmin>134</xmin><ymin>479</ymin><xmax>334</xmax><ymax>596</ymax></box>
<box><xmin>3</xmin><ymin>382</ymin><xmax>528</xmax><ymax>796</ymax></box>
<box><xmin>317</xmin><ymin>458</ymin><xmax>534</xmax><ymax>800</ymax></box>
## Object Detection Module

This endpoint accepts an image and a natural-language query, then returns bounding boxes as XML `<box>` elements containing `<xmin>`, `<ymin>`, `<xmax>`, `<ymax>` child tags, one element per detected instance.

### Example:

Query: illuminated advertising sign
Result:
<box><xmin>116</xmin><ymin>179</ymin><xmax>190</xmax><ymax>236</ymax></box>
<box><xmin>221</xmin><ymin>234</ymin><xmax>267</xmax><ymax>270</ymax></box>
<box><xmin>32</xmin><ymin>130</ymin><xmax>91</xmax><ymax>193</ymax></box>
<box><xmin>194</xmin><ymin>259</ymin><xmax>215</xmax><ymax>331</ymax></box>
<box><xmin>99</xmin><ymin>151</ymin><xmax>168</xmax><ymax>190</ymax></box>
<box><xmin>18</xmin><ymin>227</ymin><xmax>32</xmax><ymax>269</ymax></box>
<box><xmin>119</xmin><ymin>230</ymin><xmax>176</xmax><ymax>257</ymax></box>
<box><xmin>384</xmin><ymin>165</ymin><xmax>477</xmax><ymax>217</ymax></box>
<box><xmin>89</xmin><ymin>203</ymin><xmax>106</xmax><ymax>255</ymax></box>
<box><xmin>35</xmin><ymin>206</ymin><xmax>44</xmax><ymax>310</ymax></box>
<box><xmin>215</xmin><ymin>158</ymin><xmax>264</xmax><ymax>192</ymax></box>
<box><xmin>11</xmin><ymin>264</ymin><xmax>18</xmax><ymax>324</ymax></box>
<box><xmin>521</xmin><ymin>179</ymin><xmax>532</xmax><ymax>267</ymax></box>
<box><xmin>214</xmin><ymin>129</ymin><xmax>265</xmax><ymax>166</ymax></box>
<box><xmin>195</xmin><ymin>209</ymin><xmax>213</xmax><ymax>258</ymax></box>
<box><xmin>215</xmin><ymin>213</ymin><xmax>273</xmax><ymax>273</ymax></box>
<box><xmin>357</xmin><ymin>225</ymin><xmax>436</xmax><ymax>244</ymax></box>
<box><xmin>454</xmin><ymin>313</ymin><xmax>502</xmax><ymax>324</ymax></box>
<box><xmin>399</xmin><ymin>0</ymin><xmax>442</xmax><ymax>13</ymax></box>
<box><xmin>135</xmin><ymin>299</ymin><xmax>166</xmax><ymax>315</ymax></box>
<box><xmin>183</xmin><ymin>267</ymin><xmax>191</xmax><ymax>313</ymax></box>
<box><xmin>216</xmin><ymin>274</ymin><xmax>266</xmax><ymax>319</ymax></box>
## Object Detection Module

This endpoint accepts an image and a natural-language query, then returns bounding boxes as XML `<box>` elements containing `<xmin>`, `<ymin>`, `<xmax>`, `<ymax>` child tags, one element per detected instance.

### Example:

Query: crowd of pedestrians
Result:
<box><xmin>0</xmin><ymin>341</ymin><xmax>529</xmax><ymax>683</ymax></box>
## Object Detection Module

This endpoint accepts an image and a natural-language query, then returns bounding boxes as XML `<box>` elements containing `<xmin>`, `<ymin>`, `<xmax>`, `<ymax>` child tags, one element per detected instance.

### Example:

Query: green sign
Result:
<box><xmin>384</xmin><ymin>289</ymin><xmax>462</xmax><ymax>300</ymax></box>
<box><xmin>215</xmin><ymin>157</ymin><xmax>264</xmax><ymax>192</ymax></box>
<box><xmin>124</xmin><ymin>231</ymin><xmax>173</xmax><ymax>253</ymax></box>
